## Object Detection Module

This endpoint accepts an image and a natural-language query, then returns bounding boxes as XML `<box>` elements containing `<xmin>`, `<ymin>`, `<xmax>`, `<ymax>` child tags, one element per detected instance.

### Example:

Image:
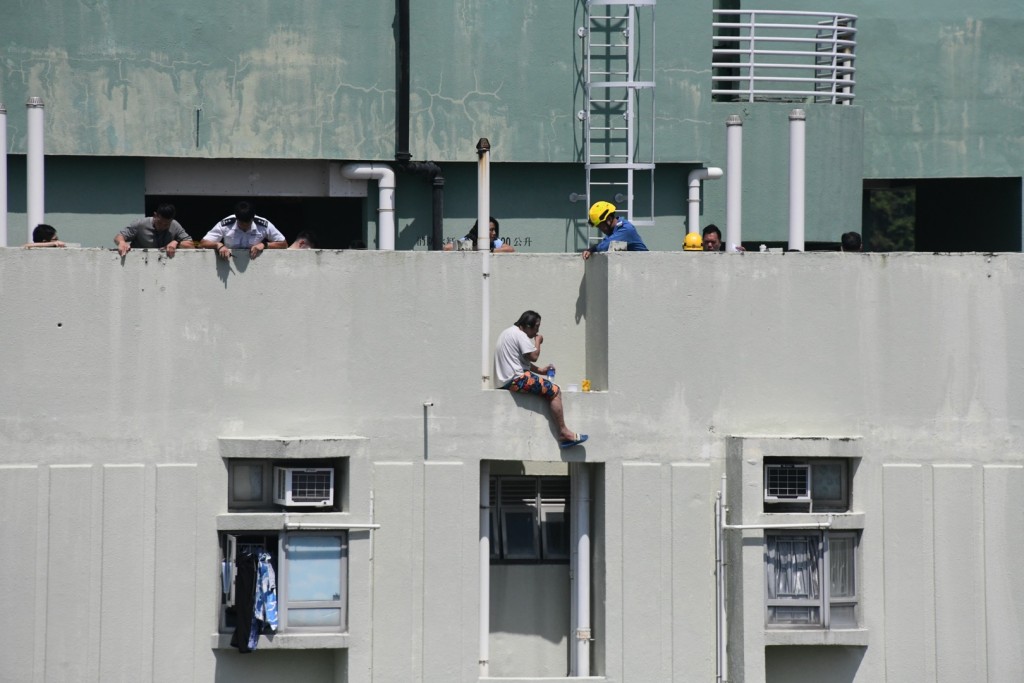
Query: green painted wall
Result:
<box><xmin>396</xmin><ymin>162</ymin><xmax>697</xmax><ymax>252</ymax></box>
<box><xmin>704</xmin><ymin>104</ymin><xmax>865</xmax><ymax>244</ymax></box>
<box><xmin>3</xmin><ymin>1</ymin><xmax>396</xmax><ymax>159</ymax></box>
<box><xmin>781</xmin><ymin>0</ymin><xmax>1024</xmax><ymax>179</ymax></box>
<box><xmin>6</xmin><ymin>1</ymin><xmax>1018</xmax><ymax>247</ymax></box>
<box><xmin>1</xmin><ymin>1</ymin><xmax>710</xmax><ymax>163</ymax></box>
<box><xmin>5</xmin><ymin>157</ymin><xmax>143</xmax><ymax>247</ymax></box>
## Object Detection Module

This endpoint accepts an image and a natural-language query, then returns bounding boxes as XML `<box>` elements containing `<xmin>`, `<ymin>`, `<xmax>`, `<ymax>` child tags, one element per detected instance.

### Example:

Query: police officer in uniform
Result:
<box><xmin>200</xmin><ymin>201</ymin><xmax>287</xmax><ymax>260</ymax></box>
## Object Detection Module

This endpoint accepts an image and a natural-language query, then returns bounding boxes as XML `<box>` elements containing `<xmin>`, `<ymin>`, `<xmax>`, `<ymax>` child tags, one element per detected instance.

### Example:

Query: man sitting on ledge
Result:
<box><xmin>494</xmin><ymin>310</ymin><xmax>587</xmax><ymax>449</ymax></box>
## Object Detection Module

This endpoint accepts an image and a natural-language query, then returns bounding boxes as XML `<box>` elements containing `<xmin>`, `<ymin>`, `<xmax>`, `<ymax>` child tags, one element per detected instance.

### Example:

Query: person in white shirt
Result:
<box><xmin>200</xmin><ymin>201</ymin><xmax>287</xmax><ymax>260</ymax></box>
<box><xmin>494</xmin><ymin>310</ymin><xmax>587</xmax><ymax>449</ymax></box>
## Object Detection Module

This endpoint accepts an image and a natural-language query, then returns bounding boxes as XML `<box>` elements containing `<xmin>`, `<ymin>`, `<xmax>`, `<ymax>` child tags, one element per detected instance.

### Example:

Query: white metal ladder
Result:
<box><xmin>578</xmin><ymin>0</ymin><xmax>656</xmax><ymax>243</ymax></box>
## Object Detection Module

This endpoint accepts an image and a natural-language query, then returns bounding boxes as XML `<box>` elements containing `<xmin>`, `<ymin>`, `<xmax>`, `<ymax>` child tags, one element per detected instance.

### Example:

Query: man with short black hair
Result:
<box><xmin>702</xmin><ymin>224</ymin><xmax>724</xmax><ymax>252</ymax></box>
<box><xmin>23</xmin><ymin>224</ymin><xmax>66</xmax><ymax>248</ymax></box>
<box><xmin>115</xmin><ymin>204</ymin><xmax>194</xmax><ymax>256</ymax></box>
<box><xmin>494</xmin><ymin>310</ymin><xmax>587</xmax><ymax>449</ymax></box>
<box><xmin>841</xmin><ymin>231</ymin><xmax>862</xmax><ymax>252</ymax></box>
<box><xmin>200</xmin><ymin>201</ymin><xmax>287</xmax><ymax>260</ymax></box>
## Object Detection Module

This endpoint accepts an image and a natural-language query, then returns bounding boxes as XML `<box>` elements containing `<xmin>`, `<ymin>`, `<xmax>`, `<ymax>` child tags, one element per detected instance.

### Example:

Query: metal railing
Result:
<box><xmin>712</xmin><ymin>9</ymin><xmax>857</xmax><ymax>104</ymax></box>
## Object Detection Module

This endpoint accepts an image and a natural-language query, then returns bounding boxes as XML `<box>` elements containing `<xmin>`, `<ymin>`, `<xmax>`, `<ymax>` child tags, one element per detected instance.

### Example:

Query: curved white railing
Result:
<box><xmin>712</xmin><ymin>10</ymin><xmax>858</xmax><ymax>104</ymax></box>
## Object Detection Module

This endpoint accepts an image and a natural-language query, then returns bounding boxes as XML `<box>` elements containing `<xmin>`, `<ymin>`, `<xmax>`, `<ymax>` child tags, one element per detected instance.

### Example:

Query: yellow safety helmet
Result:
<box><xmin>589</xmin><ymin>201</ymin><xmax>616</xmax><ymax>227</ymax></box>
<box><xmin>683</xmin><ymin>232</ymin><xmax>703</xmax><ymax>251</ymax></box>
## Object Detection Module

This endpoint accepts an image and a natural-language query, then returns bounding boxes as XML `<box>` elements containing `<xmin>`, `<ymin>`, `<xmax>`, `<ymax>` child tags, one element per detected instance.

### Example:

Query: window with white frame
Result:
<box><xmin>763</xmin><ymin>458</ymin><xmax>849</xmax><ymax>513</ymax></box>
<box><xmin>765</xmin><ymin>530</ymin><xmax>858</xmax><ymax>628</ymax></box>
<box><xmin>220</xmin><ymin>531</ymin><xmax>349</xmax><ymax>636</ymax></box>
<box><xmin>489</xmin><ymin>476</ymin><xmax>569</xmax><ymax>562</ymax></box>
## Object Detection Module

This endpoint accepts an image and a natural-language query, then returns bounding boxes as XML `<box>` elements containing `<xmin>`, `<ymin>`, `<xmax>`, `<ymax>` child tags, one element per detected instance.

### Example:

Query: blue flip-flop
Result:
<box><xmin>559</xmin><ymin>433</ymin><xmax>589</xmax><ymax>449</ymax></box>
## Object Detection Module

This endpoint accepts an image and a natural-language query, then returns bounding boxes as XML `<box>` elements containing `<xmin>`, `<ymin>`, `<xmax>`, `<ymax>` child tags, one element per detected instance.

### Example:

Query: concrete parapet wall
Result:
<box><xmin>2</xmin><ymin>248</ymin><xmax>1023</xmax><ymax>681</ymax></box>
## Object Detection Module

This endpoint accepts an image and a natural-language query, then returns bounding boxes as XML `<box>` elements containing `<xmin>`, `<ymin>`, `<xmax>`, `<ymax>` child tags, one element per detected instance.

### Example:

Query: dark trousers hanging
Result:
<box><xmin>230</xmin><ymin>554</ymin><xmax>258</xmax><ymax>653</ymax></box>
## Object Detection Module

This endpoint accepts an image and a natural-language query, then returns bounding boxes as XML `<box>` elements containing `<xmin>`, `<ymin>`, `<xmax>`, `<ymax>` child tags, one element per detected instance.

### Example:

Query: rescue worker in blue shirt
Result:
<box><xmin>582</xmin><ymin>201</ymin><xmax>649</xmax><ymax>260</ymax></box>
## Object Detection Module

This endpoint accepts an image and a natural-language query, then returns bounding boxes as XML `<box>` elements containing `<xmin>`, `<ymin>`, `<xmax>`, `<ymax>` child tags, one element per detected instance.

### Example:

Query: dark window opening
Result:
<box><xmin>863</xmin><ymin>177</ymin><xmax>1022</xmax><ymax>252</ymax></box>
<box><xmin>144</xmin><ymin>195</ymin><xmax>365</xmax><ymax>249</ymax></box>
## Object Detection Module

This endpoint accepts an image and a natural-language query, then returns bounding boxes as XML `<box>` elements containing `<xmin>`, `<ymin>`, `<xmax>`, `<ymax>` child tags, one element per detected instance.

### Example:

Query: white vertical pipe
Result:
<box><xmin>715</xmin><ymin>489</ymin><xmax>726</xmax><ymax>681</ymax></box>
<box><xmin>0</xmin><ymin>103</ymin><xmax>7</xmax><ymax>247</ymax></box>
<box><xmin>340</xmin><ymin>163</ymin><xmax>395</xmax><ymax>250</ymax></box>
<box><xmin>687</xmin><ymin>167</ymin><xmax>724</xmax><ymax>235</ymax></box>
<box><xmin>788</xmin><ymin>109</ymin><xmax>806</xmax><ymax>252</ymax></box>
<box><xmin>719</xmin><ymin>474</ymin><xmax>729</xmax><ymax>683</ymax></box>
<box><xmin>715</xmin><ymin>492</ymin><xmax>722</xmax><ymax>683</ymax></box>
<box><xmin>479</xmin><ymin>462</ymin><xmax>491</xmax><ymax>677</ymax></box>
<box><xmin>377</xmin><ymin>170</ymin><xmax>396</xmax><ymax>251</ymax></box>
<box><xmin>569</xmin><ymin>472</ymin><xmax>579</xmax><ymax>676</ymax></box>
<box><xmin>725</xmin><ymin>115</ymin><xmax>743</xmax><ymax>252</ymax></box>
<box><xmin>477</xmin><ymin>138</ymin><xmax>491</xmax><ymax>390</ymax></box>
<box><xmin>26</xmin><ymin>97</ymin><xmax>45</xmax><ymax>241</ymax></box>
<box><xmin>573</xmin><ymin>463</ymin><xmax>591</xmax><ymax>676</ymax></box>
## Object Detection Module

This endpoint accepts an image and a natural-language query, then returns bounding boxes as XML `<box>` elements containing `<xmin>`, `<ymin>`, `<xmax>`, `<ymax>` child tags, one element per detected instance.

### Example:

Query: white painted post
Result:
<box><xmin>26</xmin><ymin>97</ymin><xmax>45</xmax><ymax>242</ymax></box>
<box><xmin>479</xmin><ymin>462</ymin><xmax>490</xmax><ymax>677</ymax></box>
<box><xmin>788</xmin><ymin>109</ymin><xmax>806</xmax><ymax>252</ymax></box>
<box><xmin>726</xmin><ymin>115</ymin><xmax>744</xmax><ymax>252</ymax></box>
<box><xmin>477</xmin><ymin>138</ymin><xmax>491</xmax><ymax>390</ymax></box>
<box><xmin>0</xmin><ymin>102</ymin><xmax>7</xmax><ymax>247</ymax></box>
<box><xmin>573</xmin><ymin>463</ymin><xmax>592</xmax><ymax>676</ymax></box>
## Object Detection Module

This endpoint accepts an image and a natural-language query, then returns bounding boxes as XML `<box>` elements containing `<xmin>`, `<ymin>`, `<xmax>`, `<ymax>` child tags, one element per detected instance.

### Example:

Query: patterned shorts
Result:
<box><xmin>504</xmin><ymin>371</ymin><xmax>560</xmax><ymax>399</ymax></box>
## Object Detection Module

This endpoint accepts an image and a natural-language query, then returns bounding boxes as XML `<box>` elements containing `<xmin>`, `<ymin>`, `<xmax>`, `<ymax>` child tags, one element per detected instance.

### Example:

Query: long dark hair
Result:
<box><xmin>464</xmin><ymin>216</ymin><xmax>500</xmax><ymax>250</ymax></box>
<box><xmin>514</xmin><ymin>310</ymin><xmax>541</xmax><ymax>329</ymax></box>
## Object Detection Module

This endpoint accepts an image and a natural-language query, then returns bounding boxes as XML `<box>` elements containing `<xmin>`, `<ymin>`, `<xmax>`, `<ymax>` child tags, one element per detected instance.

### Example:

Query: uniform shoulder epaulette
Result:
<box><xmin>253</xmin><ymin>216</ymin><xmax>268</xmax><ymax>227</ymax></box>
<box><xmin>221</xmin><ymin>215</ymin><xmax>236</xmax><ymax>227</ymax></box>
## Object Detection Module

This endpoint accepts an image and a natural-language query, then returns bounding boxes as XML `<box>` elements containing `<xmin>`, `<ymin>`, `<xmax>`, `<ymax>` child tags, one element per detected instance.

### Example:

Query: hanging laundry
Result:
<box><xmin>248</xmin><ymin>551</ymin><xmax>279</xmax><ymax>650</ymax></box>
<box><xmin>229</xmin><ymin>551</ymin><xmax>258</xmax><ymax>653</ymax></box>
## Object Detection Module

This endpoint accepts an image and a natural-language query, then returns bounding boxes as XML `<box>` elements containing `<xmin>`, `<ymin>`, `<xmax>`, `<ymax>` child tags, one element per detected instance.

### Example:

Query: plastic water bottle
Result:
<box><xmin>547</xmin><ymin>367</ymin><xmax>556</xmax><ymax>382</ymax></box>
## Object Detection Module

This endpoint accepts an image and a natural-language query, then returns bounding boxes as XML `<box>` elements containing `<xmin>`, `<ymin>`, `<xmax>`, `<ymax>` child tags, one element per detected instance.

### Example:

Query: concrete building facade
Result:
<box><xmin>3</xmin><ymin>250</ymin><xmax>1024</xmax><ymax>682</ymax></box>
<box><xmin>3</xmin><ymin>1</ymin><xmax>1024</xmax><ymax>682</ymax></box>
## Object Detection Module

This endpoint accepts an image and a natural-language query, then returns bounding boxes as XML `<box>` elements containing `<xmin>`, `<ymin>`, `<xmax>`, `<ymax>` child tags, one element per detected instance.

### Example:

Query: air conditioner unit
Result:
<box><xmin>274</xmin><ymin>467</ymin><xmax>335</xmax><ymax>507</ymax></box>
<box><xmin>764</xmin><ymin>463</ymin><xmax>811</xmax><ymax>502</ymax></box>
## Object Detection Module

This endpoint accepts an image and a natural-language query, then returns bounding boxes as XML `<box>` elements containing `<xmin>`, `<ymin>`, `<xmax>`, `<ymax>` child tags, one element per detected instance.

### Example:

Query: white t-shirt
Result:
<box><xmin>494</xmin><ymin>325</ymin><xmax>536</xmax><ymax>385</ymax></box>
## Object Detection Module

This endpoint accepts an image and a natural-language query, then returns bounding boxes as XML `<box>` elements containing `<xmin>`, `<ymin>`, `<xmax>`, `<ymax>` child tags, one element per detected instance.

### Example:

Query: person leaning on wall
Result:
<box><xmin>115</xmin><ymin>204</ymin><xmax>194</xmax><ymax>257</ymax></box>
<box><xmin>200</xmin><ymin>201</ymin><xmax>287</xmax><ymax>260</ymax></box>
<box><xmin>443</xmin><ymin>216</ymin><xmax>514</xmax><ymax>252</ymax></box>
<box><xmin>582</xmin><ymin>201</ymin><xmax>648</xmax><ymax>260</ymax></box>
<box><xmin>700</xmin><ymin>223</ymin><xmax>744</xmax><ymax>252</ymax></box>
<box><xmin>702</xmin><ymin>224</ymin><xmax>724</xmax><ymax>251</ymax></box>
<box><xmin>23</xmin><ymin>224</ymin><xmax>66</xmax><ymax>248</ymax></box>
